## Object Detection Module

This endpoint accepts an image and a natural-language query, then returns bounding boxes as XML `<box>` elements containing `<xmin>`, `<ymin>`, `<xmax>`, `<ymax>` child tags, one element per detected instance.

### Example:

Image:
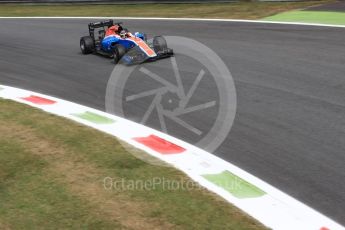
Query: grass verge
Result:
<box><xmin>0</xmin><ymin>98</ymin><xmax>267</xmax><ymax>230</ymax></box>
<box><xmin>0</xmin><ymin>1</ymin><xmax>332</xmax><ymax>19</ymax></box>
<box><xmin>264</xmin><ymin>10</ymin><xmax>345</xmax><ymax>25</ymax></box>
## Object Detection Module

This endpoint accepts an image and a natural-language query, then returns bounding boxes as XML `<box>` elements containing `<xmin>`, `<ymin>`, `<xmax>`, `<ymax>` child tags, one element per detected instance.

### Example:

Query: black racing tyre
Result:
<box><xmin>153</xmin><ymin>36</ymin><xmax>167</xmax><ymax>53</ymax></box>
<box><xmin>113</xmin><ymin>44</ymin><xmax>126</xmax><ymax>64</ymax></box>
<box><xmin>80</xmin><ymin>36</ymin><xmax>94</xmax><ymax>54</ymax></box>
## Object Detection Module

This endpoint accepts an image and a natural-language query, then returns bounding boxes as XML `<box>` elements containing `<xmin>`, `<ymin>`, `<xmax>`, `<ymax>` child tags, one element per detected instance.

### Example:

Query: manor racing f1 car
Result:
<box><xmin>80</xmin><ymin>20</ymin><xmax>173</xmax><ymax>65</ymax></box>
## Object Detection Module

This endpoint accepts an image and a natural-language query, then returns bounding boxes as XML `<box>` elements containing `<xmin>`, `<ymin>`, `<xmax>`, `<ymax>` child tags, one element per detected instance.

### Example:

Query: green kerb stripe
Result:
<box><xmin>202</xmin><ymin>171</ymin><xmax>266</xmax><ymax>199</ymax></box>
<box><xmin>72</xmin><ymin>111</ymin><xmax>115</xmax><ymax>124</ymax></box>
<box><xmin>264</xmin><ymin>11</ymin><xmax>345</xmax><ymax>26</ymax></box>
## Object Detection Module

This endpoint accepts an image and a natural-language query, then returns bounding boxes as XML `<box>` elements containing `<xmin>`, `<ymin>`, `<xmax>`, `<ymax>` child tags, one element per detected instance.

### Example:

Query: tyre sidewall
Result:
<box><xmin>113</xmin><ymin>44</ymin><xmax>126</xmax><ymax>64</ymax></box>
<box><xmin>80</xmin><ymin>36</ymin><xmax>94</xmax><ymax>54</ymax></box>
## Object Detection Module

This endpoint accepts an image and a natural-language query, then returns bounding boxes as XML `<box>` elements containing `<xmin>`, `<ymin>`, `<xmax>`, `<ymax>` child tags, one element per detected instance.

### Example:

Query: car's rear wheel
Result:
<box><xmin>80</xmin><ymin>36</ymin><xmax>94</xmax><ymax>54</ymax></box>
<box><xmin>153</xmin><ymin>36</ymin><xmax>167</xmax><ymax>53</ymax></box>
<box><xmin>113</xmin><ymin>44</ymin><xmax>126</xmax><ymax>64</ymax></box>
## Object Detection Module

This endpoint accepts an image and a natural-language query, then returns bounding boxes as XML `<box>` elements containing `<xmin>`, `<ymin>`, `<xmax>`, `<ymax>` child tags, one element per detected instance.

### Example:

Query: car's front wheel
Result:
<box><xmin>80</xmin><ymin>36</ymin><xmax>94</xmax><ymax>54</ymax></box>
<box><xmin>153</xmin><ymin>36</ymin><xmax>167</xmax><ymax>53</ymax></box>
<box><xmin>113</xmin><ymin>44</ymin><xmax>126</xmax><ymax>64</ymax></box>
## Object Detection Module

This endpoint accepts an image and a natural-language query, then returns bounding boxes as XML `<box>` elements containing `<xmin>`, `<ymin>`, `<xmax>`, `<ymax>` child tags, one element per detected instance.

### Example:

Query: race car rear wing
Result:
<box><xmin>89</xmin><ymin>20</ymin><xmax>114</xmax><ymax>29</ymax></box>
<box><xmin>88</xmin><ymin>20</ymin><xmax>123</xmax><ymax>39</ymax></box>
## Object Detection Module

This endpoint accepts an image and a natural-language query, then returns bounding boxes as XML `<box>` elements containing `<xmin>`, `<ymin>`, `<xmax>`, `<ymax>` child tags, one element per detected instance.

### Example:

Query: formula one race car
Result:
<box><xmin>80</xmin><ymin>20</ymin><xmax>173</xmax><ymax>65</ymax></box>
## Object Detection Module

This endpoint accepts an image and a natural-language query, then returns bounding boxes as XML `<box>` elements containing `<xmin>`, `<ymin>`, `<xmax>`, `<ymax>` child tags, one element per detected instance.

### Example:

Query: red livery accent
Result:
<box><xmin>105</xmin><ymin>25</ymin><xmax>120</xmax><ymax>36</ymax></box>
<box><xmin>127</xmin><ymin>36</ymin><xmax>156</xmax><ymax>57</ymax></box>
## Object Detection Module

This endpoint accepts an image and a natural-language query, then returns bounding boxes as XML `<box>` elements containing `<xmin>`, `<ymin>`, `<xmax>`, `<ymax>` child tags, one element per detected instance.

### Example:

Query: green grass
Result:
<box><xmin>264</xmin><ymin>10</ymin><xmax>345</xmax><ymax>25</ymax></box>
<box><xmin>0</xmin><ymin>141</ymin><xmax>121</xmax><ymax>229</ymax></box>
<box><xmin>0</xmin><ymin>98</ymin><xmax>267</xmax><ymax>230</ymax></box>
<box><xmin>0</xmin><ymin>1</ymin><xmax>332</xmax><ymax>19</ymax></box>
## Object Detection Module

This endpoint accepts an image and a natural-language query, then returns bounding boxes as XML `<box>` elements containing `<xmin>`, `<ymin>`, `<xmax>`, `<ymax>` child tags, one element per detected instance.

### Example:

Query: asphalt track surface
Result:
<box><xmin>1</xmin><ymin>19</ymin><xmax>345</xmax><ymax>225</ymax></box>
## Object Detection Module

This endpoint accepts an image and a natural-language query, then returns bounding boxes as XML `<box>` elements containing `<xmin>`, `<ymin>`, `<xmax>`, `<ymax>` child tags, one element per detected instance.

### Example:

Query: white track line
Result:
<box><xmin>0</xmin><ymin>16</ymin><xmax>345</xmax><ymax>28</ymax></box>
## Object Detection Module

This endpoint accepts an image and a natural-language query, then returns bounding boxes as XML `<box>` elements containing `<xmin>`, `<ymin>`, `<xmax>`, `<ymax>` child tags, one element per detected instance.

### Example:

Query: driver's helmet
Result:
<box><xmin>119</xmin><ymin>30</ymin><xmax>127</xmax><ymax>38</ymax></box>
